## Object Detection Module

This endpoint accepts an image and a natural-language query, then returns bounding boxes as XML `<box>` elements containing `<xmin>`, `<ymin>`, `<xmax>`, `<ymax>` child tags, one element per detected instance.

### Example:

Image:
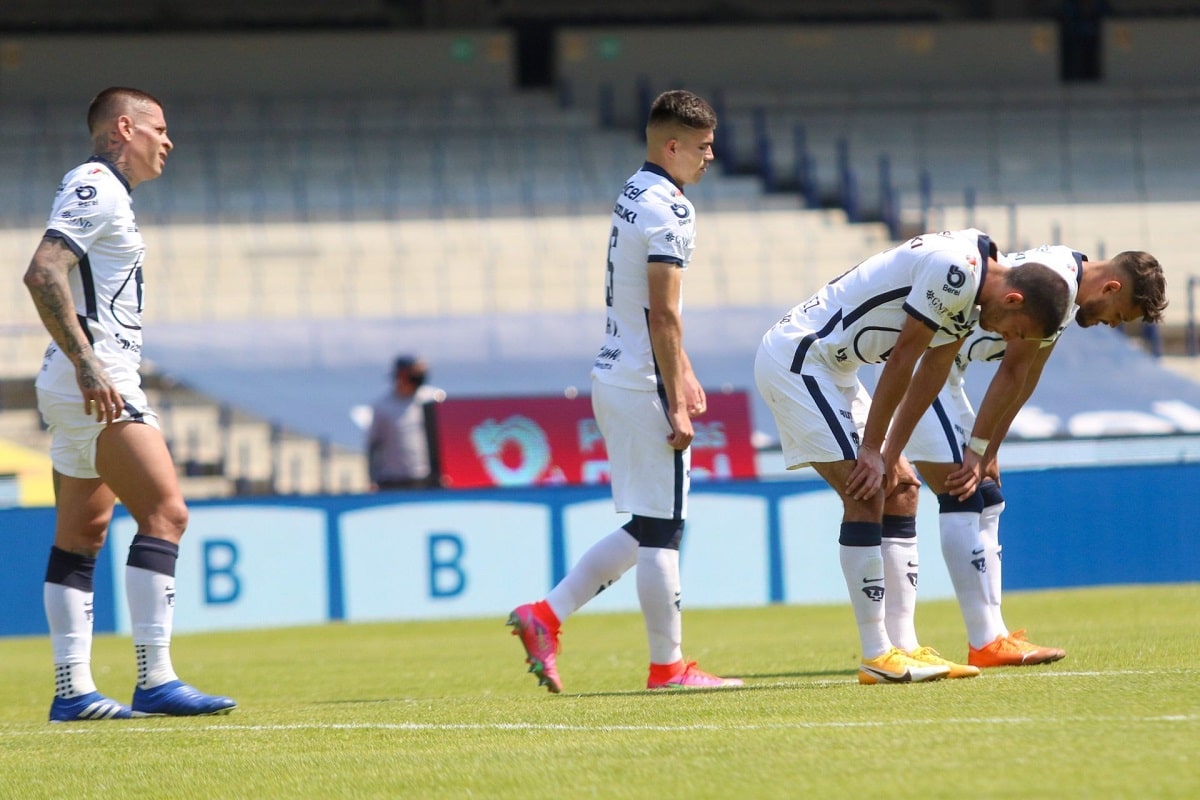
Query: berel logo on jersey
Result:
<box><xmin>670</xmin><ymin>203</ymin><xmax>690</xmax><ymax>219</ymax></box>
<box><xmin>75</xmin><ymin>185</ymin><xmax>97</xmax><ymax>201</ymax></box>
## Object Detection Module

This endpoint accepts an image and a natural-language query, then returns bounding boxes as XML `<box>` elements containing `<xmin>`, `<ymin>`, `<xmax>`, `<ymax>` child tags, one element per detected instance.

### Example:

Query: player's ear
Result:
<box><xmin>1101</xmin><ymin>279</ymin><xmax>1123</xmax><ymax>296</ymax></box>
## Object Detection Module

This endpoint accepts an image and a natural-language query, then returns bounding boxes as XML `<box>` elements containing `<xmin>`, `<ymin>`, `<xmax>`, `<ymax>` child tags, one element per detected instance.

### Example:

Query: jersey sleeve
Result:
<box><xmin>642</xmin><ymin>194</ymin><xmax>693</xmax><ymax>267</ymax></box>
<box><xmin>44</xmin><ymin>170</ymin><xmax>118</xmax><ymax>257</ymax></box>
<box><xmin>902</xmin><ymin>248</ymin><xmax>979</xmax><ymax>333</ymax></box>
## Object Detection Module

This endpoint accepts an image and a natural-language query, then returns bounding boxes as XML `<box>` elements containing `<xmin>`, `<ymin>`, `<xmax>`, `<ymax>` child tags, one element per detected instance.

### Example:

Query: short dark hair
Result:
<box><xmin>1005</xmin><ymin>262</ymin><xmax>1071</xmax><ymax>338</ymax></box>
<box><xmin>646</xmin><ymin>90</ymin><xmax>717</xmax><ymax>134</ymax></box>
<box><xmin>87</xmin><ymin>87</ymin><xmax>163</xmax><ymax>136</ymax></box>
<box><xmin>1110</xmin><ymin>251</ymin><xmax>1167</xmax><ymax>323</ymax></box>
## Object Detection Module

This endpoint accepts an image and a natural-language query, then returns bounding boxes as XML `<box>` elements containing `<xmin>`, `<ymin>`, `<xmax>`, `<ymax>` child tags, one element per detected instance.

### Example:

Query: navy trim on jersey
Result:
<box><xmin>901</xmin><ymin>300</ymin><xmax>941</xmax><ymax>333</ymax></box>
<box><xmin>802</xmin><ymin>374</ymin><xmax>857</xmax><ymax>461</ymax></box>
<box><xmin>929</xmin><ymin>396</ymin><xmax>964</xmax><ymax>464</ymax></box>
<box><xmin>639</xmin><ymin>161</ymin><xmax>682</xmax><ymax>192</ymax></box>
<box><xmin>973</xmin><ymin>234</ymin><xmax>992</xmax><ymax>307</ymax></box>
<box><xmin>671</xmin><ymin>448</ymin><xmax>685</xmax><ymax>519</ymax></box>
<box><xmin>1071</xmin><ymin>251</ymin><xmax>1086</xmax><ymax>288</ymax></box>
<box><xmin>87</xmin><ymin>155</ymin><xmax>132</xmax><ymax>194</ymax></box>
<box><xmin>648</xmin><ymin>254</ymin><xmax>685</xmax><ymax>266</ymax></box>
<box><xmin>845</xmin><ymin>287</ymin><xmax>911</xmax><ymax>327</ymax></box>
<box><xmin>43</xmin><ymin>228</ymin><xmax>85</xmax><ymax>259</ymax></box>
<box><xmin>790</xmin><ymin>310</ymin><xmax>843</xmax><ymax>373</ymax></box>
<box><xmin>78</xmin><ymin>253</ymin><xmax>98</xmax><ymax>321</ymax></box>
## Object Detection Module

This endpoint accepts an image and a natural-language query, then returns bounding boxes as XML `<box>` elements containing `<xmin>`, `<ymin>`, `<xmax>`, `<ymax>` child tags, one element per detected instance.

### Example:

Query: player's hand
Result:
<box><xmin>885</xmin><ymin>456</ymin><xmax>922</xmax><ymax>497</ymax></box>
<box><xmin>982</xmin><ymin>455</ymin><xmax>1001</xmax><ymax>486</ymax></box>
<box><xmin>76</xmin><ymin>356</ymin><xmax>123</xmax><ymax>425</ymax></box>
<box><xmin>945</xmin><ymin>449</ymin><xmax>983</xmax><ymax>499</ymax></box>
<box><xmin>666</xmin><ymin>407</ymin><xmax>694</xmax><ymax>450</ymax></box>
<box><xmin>684</xmin><ymin>375</ymin><xmax>707</xmax><ymax>417</ymax></box>
<box><xmin>847</xmin><ymin>444</ymin><xmax>884</xmax><ymax>501</ymax></box>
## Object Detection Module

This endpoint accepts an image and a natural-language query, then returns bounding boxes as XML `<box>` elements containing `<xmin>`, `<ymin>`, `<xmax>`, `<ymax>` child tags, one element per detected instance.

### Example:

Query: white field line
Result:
<box><xmin>3</xmin><ymin>669</ymin><xmax>1195</xmax><ymax>738</ymax></box>
<box><xmin>3</xmin><ymin>714</ymin><xmax>1196</xmax><ymax>737</ymax></box>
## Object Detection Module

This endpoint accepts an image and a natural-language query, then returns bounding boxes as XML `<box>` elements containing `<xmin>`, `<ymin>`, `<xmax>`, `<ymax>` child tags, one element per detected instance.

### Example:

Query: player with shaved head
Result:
<box><xmin>25</xmin><ymin>87</ymin><xmax>236</xmax><ymax>721</ymax></box>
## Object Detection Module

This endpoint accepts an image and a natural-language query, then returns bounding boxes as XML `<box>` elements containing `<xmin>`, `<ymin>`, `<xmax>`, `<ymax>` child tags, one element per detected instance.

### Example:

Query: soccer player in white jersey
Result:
<box><xmin>895</xmin><ymin>247</ymin><xmax>1166</xmax><ymax>668</ymax></box>
<box><xmin>754</xmin><ymin>230</ymin><xmax>1071</xmax><ymax>685</ymax></box>
<box><xmin>24</xmin><ymin>87</ymin><xmax>236</xmax><ymax>721</ymax></box>
<box><xmin>508</xmin><ymin>90</ymin><xmax>742</xmax><ymax>692</ymax></box>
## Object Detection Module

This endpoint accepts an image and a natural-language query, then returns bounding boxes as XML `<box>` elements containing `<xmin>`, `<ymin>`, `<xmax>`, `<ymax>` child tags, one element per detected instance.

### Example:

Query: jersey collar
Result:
<box><xmin>640</xmin><ymin>161</ymin><xmax>683</xmax><ymax>192</ymax></box>
<box><xmin>87</xmin><ymin>155</ymin><xmax>132</xmax><ymax>194</ymax></box>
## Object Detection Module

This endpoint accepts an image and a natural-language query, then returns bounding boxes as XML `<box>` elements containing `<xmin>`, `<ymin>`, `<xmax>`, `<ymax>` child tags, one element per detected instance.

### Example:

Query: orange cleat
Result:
<box><xmin>968</xmin><ymin>630</ymin><xmax>1066</xmax><ymax>667</ymax></box>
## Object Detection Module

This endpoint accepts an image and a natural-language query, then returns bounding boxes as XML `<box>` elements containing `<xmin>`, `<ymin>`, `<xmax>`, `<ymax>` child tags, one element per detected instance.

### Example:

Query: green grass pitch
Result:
<box><xmin>0</xmin><ymin>584</ymin><xmax>1196</xmax><ymax>799</ymax></box>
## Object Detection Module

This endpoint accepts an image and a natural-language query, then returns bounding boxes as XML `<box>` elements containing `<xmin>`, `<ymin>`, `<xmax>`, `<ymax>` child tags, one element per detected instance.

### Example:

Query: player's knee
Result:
<box><xmin>624</xmin><ymin>515</ymin><xmax>684</xmax><ymax>550</ymax></box>
<box><xmin>146</xmin><ymin>499</ymin><xmax>189</xmax><ymax>540</ymax></box>
<box><xmin>884</xmin><ymin>482</ymin><xmax>919</xmax><ymax>516</ymax></box>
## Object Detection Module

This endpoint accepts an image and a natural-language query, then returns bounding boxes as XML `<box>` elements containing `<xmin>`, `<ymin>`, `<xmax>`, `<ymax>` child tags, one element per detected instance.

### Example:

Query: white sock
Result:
<box><xmin>44</xmin><ymin>583</ymin><xmax>97</xmax><ymax>698</ymax></box>
<box><xmin>840</xmin><ymin>546</ymin><xmax>890</xmax><ymax>659</ymax></box>
<box><xmin>939</xmin><ymin>511</ymin><xmax>1004</xmax><ymax>648</ymax></box>
<box><xmin>980</xmin><ymin>500</ymin><xmax>1008</xmax><ymax>636</ymax></box>
<box><xmin>881</xmin><ymin>537</ymin><xmax>920</xmax><ymax>652</ymax></box>
<box><xmin>636</xmin><ymin>547</ymin><xmax>683</xmax><ymax>665</ymax></box>
<box><xmin>545</xmin><ymin>528</ymin><xmax>638</xmax><ymax>623</ymax></box>
<box><xmin>126</xmin><ymin>566</ymin><xmax>180</xmax><ymax>689</ymax></box>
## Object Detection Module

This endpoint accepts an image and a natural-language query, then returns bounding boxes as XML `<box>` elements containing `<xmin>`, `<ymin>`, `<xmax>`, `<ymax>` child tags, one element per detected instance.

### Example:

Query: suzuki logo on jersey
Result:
<box><xmin>613</xmin><ymin>202</ymin><xmax>638</xmax><ymax>224</ymax></box>
<box><xmin>670</xmin><ymin>203</ymin><xmax>690</xmax><ymax>219</ymax></box>
<box><xmin>75</xmin><ymin>185</ymin><xmax>97</xmax><ymax>201</ymax></box>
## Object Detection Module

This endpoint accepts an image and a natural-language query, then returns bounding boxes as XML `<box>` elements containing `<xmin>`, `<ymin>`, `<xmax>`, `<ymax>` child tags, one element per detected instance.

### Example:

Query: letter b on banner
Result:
<box><xmin>204</xmin><ymin>539</ymin><xmax>241</xmax><ymax>604</ymax></box>
<box><xmin>428</xmin><ymin>533</ymin><xmax>466</xmax><ymax>598</ymax></box>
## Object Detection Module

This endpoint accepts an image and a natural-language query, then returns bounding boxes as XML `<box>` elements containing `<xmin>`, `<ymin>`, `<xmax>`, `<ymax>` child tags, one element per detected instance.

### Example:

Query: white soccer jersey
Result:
<box><xmin>35</xmin><ymin>157</ymin><xmax>146</xmax><ymax>397</ymax></box>
<box><xmin>948</xmin><ymin>245</ymin><xmax>1084</xmax><ymax>385</ymax></box>
<box><xmin>904</xmin><ymin>245</ymin><xmax>1085</xmax><ymax>464</ymax></box>
<box><xmin>760</xmin><ymin>229</ymin><xmax>993</xmax><ymax>384</ymax></box>
<box><xmin>591</xmin><ymin>162</ymin><xmax>696</xmax><ymax>391</ymax></box>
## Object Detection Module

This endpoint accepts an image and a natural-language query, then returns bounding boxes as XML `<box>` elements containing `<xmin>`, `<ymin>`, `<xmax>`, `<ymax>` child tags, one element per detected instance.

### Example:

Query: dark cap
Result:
<box><xmin>392</xmin><ymin>355</ymin><xmax>419</xmax><ymax>375</ymax></box>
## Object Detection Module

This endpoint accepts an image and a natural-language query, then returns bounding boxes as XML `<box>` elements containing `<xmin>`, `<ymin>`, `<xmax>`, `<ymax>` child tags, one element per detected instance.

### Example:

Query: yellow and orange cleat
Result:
<box><xmin>907</xmin><ymin>646</ymin><xmax>981</xmax><ymax>679</ymax></box>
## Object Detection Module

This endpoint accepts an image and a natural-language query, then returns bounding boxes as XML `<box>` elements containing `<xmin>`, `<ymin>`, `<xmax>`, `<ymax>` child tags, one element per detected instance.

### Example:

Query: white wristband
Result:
<box><xmin>967</xmin><ymin>436</ymin><xmax>990</xmax><ymax>457</ymax></box>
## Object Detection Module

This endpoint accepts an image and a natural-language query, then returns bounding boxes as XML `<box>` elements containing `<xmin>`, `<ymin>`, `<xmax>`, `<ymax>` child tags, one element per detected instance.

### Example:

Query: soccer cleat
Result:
<box><xmin>968</xmin><ymin>630</ymin><xmax>1067</xmax><ymax>668</ymax></box>
<box><xmin>858</xmin><ymin>647</ymin><xmax>951</xmax><ymax>685</ymax></box>
<box><xmin>647</xmin><ymin>660</ymin><xmax>744</xmax><ymax>690</ymax></box>
<box><xmin>131</xmin><ymin>680</ymin><xmax>237</xmax><ymax>716</ymax></box>
<box><xmin>507</xmin><ymin>603</ymin><xmax>562</xmax><ymax>693</ymax></box>
<box><xmin>907</xmin><ymin>646</ymin><xmax>981</xmax><ymax>679</ymax></box>
<box><xmin>49</xmin><ymin>692</ymin><xmax>132</xmax><ymax>722</ymax></box>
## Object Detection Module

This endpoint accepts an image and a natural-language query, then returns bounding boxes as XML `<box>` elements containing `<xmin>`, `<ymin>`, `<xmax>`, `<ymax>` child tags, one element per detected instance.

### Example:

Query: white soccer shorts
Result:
<box><xmin>903</xmin><ymin>382</ymin><xmax>974</xmax><ymax>464</ymax></box>
<box><xmin>37</xmin><ymin>386</ymin><xmax>160</xmax><ymax>479</ymax></box>
<box><xmin>591</xmin><ymin>379</ymin><xmax>690</xmax><ymax>520</ymax></box>
<box><xmin>754</xmin><ymin>344</ymin><xmax>870</xmax><ymax>469</ymax></box>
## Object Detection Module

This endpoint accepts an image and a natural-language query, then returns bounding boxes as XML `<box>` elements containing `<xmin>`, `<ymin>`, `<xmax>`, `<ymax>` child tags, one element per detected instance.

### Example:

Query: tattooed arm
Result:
<box><xmin>24</xmin><ymin>236</ymin><xmax>123</xmax><ymax>423</ymax></box>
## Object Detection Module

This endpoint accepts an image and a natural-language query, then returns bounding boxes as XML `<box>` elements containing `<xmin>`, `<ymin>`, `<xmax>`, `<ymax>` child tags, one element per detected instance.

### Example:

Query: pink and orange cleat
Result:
<box><xmin>647</xmin><ymin>660</ymin><xmax>744</xmax><ymax>690</ymax></box>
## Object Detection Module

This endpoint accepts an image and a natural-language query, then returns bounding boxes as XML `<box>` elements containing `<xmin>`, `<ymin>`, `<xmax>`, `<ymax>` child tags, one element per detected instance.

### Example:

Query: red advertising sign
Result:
<box><xmin>432</xmin><ymin>391</ymin><xmax>757</xmax><ymax>489</ymax></box>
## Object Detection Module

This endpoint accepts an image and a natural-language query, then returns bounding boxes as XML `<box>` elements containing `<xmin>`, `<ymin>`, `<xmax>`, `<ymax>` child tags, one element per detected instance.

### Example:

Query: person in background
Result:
<box><xmin>24</xmin><ymin>86</ymin><xmax>236</xmax><ymax>721</ymax></box>
<box><xmin>366</xmin><ymin>355</ymin><xmax>443</xmax><ymax>490</ymax></box>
